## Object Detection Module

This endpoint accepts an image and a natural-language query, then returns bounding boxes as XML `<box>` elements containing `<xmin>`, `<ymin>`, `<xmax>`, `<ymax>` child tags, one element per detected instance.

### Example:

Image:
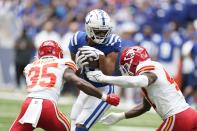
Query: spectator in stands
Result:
<box><xmin>157</xmin><ymin>25</ymin><xmax>182</xmax><ymax>79</ymax></box>
<box><xmin>118</xmin><ymin>22</ymin><xmax>138</xmax><ymax>49</ymax></box>
<box><xmin>61</xmin><ymin>21</ymin><xmax>79</xmax><ymax>58</ymax></box>
<box><xmin>190</xmin><ymin>32</ymin><xmax>197</xmax><ymax>105</ymax></box>
<box><xmin>18</xmin><ymin>0</ymin><xmax>53</xmax><ymax>39</ymax></box>
<box><xmin>60</xmin><ymin>21</ymin><xmax>79</xmax><ymax>96</ymax></box>
<box><xmin>14</xmin><ymin>29</ymin><xmax>35</xmax><ymax>88</ymax></box>
<box><xmin>0</xmin><ymin>0</ymin><xmax>22</xmax><ymax>86</ymax></box>
<box><xmin>134</xmin><ymin>25</ymin><xmax>160</xmax><ymax>60</ymax></box>
<box><xmin>182</xmin><ymin>32</ymin><xmax>196</xmax><ymax>103</ymax></box>
<box><xmin>34</xmin><ymin>20</ymin><xmax>61</xmax><ymax>49</ymax></box>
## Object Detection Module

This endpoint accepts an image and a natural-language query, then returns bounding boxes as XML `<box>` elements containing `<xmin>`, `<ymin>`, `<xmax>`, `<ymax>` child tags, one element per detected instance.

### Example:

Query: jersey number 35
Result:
<box><xmin>27</xmin><ymin>63</ymin><xmax>58</xmax><ymax>88</ymax></box>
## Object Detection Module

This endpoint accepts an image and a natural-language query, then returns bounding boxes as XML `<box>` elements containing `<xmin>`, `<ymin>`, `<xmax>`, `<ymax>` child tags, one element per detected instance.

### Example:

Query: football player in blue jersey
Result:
<box><xmin>68</xmin><ymin>9</ymin><xmax>121</xmax><ymax>131</ymax></box>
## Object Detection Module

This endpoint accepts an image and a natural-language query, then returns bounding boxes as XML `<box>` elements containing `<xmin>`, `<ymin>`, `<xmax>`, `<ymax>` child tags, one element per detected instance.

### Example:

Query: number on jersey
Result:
<box><xmin>163</xmin><ymin>68</ymin><xmax>179</xmax><ymax>91</ymax></box>
<box><xmin>27</xmin><ymin>63</ymin><xmax>58</xmax><ymax>88</ymax></box>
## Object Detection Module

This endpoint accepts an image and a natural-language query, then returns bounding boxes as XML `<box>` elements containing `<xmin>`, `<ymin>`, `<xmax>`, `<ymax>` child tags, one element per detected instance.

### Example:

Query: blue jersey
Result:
<box><xmin>69</xmin><ymin>31</ymin><xmax>121</xmax><ymax>87</ymax></box>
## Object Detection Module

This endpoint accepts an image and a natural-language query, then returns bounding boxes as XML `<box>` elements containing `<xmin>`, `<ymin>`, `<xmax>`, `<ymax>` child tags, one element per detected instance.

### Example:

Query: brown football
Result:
<box><xmin>87</xmin><ymin>58</ymin><xmax>99</xmax><ymax>69</ymax></box>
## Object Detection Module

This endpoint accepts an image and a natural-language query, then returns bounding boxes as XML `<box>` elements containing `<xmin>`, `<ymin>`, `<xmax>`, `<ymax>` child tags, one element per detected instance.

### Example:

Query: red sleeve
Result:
<box><xmin>65</xmin><ymin>61</ymin><xmax>78</xmax><ymax>72</ymax></box>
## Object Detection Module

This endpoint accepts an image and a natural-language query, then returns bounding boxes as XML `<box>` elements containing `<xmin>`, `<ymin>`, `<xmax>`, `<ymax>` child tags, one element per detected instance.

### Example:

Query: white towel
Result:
<box><xmin>19</xmin><ymin>98</ymin><xmax>43</xmax><ymax>128</ymax></box>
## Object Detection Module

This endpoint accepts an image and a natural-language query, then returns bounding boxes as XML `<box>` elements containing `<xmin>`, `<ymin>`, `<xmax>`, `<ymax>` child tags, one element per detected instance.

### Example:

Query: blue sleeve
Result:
<box><xmin>111</xmin><ymin>36</ymin><xmax>121</xmax><ymax>52</ymax></box>
<box><xmin>113</xmin><ymin>41</ymin><xmax>121</xmax><ymax>52</ymax></box>
<box><xmin>69</xmin><ymin>32</ymin><xmax>79</xmax><ymax>54</ymax></box>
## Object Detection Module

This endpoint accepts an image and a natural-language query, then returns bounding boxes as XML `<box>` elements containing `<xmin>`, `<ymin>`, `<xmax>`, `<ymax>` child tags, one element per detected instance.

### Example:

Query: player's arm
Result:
<box><xmin>68</xmin><ymin>32</ymin><xmax>88</xmax><ymax>75</ymax></box>
<box><xmin>87</xmin><ymin>71</ymin><xmax>157</xmax><ymax>88</ymax></box>
<box><xmin>100</xmin><ymin>98</ymin><xmax>151</xmax><ymax>125</ymax></box>
<box><xmin>99</xmin><ymin>52</ymin><xmax>118</xmax><ymax>75</ymax></box>
<box><xmin>124</xmin><ymin>97</ymin><xmax>151</xmax><ymax>118</ymax></box>
<box><xmin>63</xmin><ymin>68</ymin><xmax>119</xmax><ymax>106</ymax></box>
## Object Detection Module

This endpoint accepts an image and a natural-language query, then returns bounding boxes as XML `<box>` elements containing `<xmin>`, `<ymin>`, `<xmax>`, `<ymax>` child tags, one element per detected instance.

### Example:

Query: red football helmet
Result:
<box><xmin>120</xmin><ymin>46</ymin><xmax>150</xmax><ymax>76</ymax></box>
<box><xmin>38</xmin><ymin>40</ymin><xmax>63</xmax><ymax>58</ymax></box>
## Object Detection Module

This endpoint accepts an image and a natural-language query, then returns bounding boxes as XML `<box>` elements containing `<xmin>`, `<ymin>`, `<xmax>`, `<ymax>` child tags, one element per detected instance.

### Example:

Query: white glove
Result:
<box><xmin>100</xmin><ymin>112</ymin><xmax>125</xmax><ymax>125</ymax></box>
<box><xmin>86</xmin><ymin>70</ymin><xmax>106</xmax><ymax>83</ymax></box>
<box><xmin>75</xmin><ymin>50</ymin><xmax>89</xmax><ymax>69</ymax></box>
<box><xmin>79</xmin><ymin>46</ymin><xmax>104</xmax><ymax>61</ymax></box>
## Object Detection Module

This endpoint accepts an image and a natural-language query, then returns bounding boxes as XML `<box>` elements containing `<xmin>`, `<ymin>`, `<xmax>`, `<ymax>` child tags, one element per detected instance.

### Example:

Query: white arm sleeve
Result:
<box><xmin>103</xmin><ymin>75</ymin><xmax>149</xmax><ymax>88</ymax></box>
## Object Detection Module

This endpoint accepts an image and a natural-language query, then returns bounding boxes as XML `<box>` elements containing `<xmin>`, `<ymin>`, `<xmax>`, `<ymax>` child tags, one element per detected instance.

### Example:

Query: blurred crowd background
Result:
<box><xmin>0</xmin><ymin>0</ymin><xmax>197</xmax><ymax>108</ymax></box>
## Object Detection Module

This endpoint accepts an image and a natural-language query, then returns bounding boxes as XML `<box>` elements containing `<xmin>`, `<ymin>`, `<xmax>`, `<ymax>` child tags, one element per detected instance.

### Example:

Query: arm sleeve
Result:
<box><xmin>103</xmin><ymin>75</ymin><xmax>149</xmax><ymax>88</ymax></box>
<box><xmin>103</xmin><ymin>62</ymin><xmax>157</xmax><ymax>88</ymax></box>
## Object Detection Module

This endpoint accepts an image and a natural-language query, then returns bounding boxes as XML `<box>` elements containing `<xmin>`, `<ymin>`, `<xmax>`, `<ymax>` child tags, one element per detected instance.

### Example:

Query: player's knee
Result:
<box><xmin>75</xmin><ymin>124</ymin><xmax>88</xmax><ymax>131</ymax></box>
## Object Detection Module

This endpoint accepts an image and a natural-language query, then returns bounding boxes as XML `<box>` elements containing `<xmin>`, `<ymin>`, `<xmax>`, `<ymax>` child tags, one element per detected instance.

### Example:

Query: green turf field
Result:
<box><xmin>0</xmin><ymin>98</ymin><xmax>162</xmax><ymax>131</ymax></box>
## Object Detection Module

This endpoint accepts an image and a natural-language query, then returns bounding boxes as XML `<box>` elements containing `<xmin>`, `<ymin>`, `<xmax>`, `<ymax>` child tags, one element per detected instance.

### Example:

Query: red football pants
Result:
<box><xmin>9</xmin><ymin>98</ymin><xmax>70</xmax><ymax>131</ymax></box>
<box><xmin>157</xmin><ymin>108</ymin><xmax>197</xmax><ymax>131</ymax></box>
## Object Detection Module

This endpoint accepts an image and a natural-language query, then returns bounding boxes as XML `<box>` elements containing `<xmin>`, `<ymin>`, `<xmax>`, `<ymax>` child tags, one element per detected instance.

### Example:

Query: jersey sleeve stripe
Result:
<box><xmin>136</xmin><ymin>66</ymin><xmax>155</xmax><ymax>75</ymax></box>
<box><xmin>107</xmin><ymin>35</ymin><xmax>119</xmax><ymax>46</ymax></box>
<box><xmin>107</xmin><ymin>34</ymin><xmax>115</xmax><ymax>45</ymax></box>
<box><xmin>72</xmin><ymin>34</ymin><xmax>75</xmax><ymax>46</ymax></box>
<box><xmin>65</xmin><ymin>62</ymin><xmax>78</xmax><ymax>72</ymax></box>
<box><xmin>74</xmin><ymin>31</ymin><xmax>79</xmax><ymax>45</ymax></box>
<box><xmin>70</xmin><ymin>37</ymin><xmax>74</xmax><ymax>46</ymax></box>
<box><xmin>72</xmin><ymin>31</ymin><xmax>79</xmax><ymax>46</ymax></box>
<box><xmin>112</xmin><ymin>36</ymin><xmax>120</xmax><ymax>46</ymax></box>
<box><xmin>118</xmin><ymin>38</ymin><xmax>121</xmax><ymax>42</ymax></box>
<box><xmin>114</xmin><ymin>36</ymin><xmax>119</xmax><ymax>42</ymax></box>
<box><xmin>110</xmin><ymin>42</ymin><xmax>115</xmax><ymax>46</ymax></box>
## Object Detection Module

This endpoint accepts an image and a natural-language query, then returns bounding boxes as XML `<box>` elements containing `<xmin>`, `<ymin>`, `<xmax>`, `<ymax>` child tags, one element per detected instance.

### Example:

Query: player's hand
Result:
<box><xmin>79</xmin><ymin>46</ymin><xmax>104</xmax><ymax>61</ymax></box>
<box><xmin>75</xmin><ymin>50</ymin><xmax>89</xmax><ymax>69</ymax></box>
<box><xmin>100</xmin><ymin>112</ymin><xmax>125</xmax><ymax>125</ymax></box>
<box><xmin>86</xmin><ymin>70</ymin><xmax>105</xmax><ymax>82</ymax></box>
<box><xmin>106</xmin><ymin>94</ymin><xmax>120</xmax><ymax>106</ymax></box>
<box><xmin>101</xmin><ymin>93</ymin><xmax>120</xmax><ymax>106</ymax></box>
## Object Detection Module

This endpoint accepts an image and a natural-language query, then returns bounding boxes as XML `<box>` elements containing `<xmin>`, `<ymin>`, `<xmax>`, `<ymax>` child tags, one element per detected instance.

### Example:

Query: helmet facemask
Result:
<box><xmin>91</xmin><ymin>27</ymin><xmax>111</xmax><ymax>43</ymax></box>
<box><xmin>120</xmin><ymin>62</ymin><xmax>137</xmax><ymax>76</ymax></box>
<box><xmin>86</xmin><ymin>25</ymin><xmax>112</xmax><ymax>44</ymax></box>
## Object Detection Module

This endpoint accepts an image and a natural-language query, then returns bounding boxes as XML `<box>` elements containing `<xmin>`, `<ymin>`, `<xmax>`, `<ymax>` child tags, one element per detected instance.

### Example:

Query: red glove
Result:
<box><xmin>105</xmin><ymin>94</ymin><xmax>120</xmax><ymax>106</ymax></box>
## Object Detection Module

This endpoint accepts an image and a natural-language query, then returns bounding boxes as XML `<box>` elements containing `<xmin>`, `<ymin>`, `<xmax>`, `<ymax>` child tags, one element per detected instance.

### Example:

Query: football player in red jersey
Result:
<box><xmin>9</xmin><ymin>40</ymin><xmax>119</xmax><ymax>131</ymax></box>
<box><xmin>87</xmin><ymin>46</ymin><xmax>197</xmax><ymax>131</ymax></box>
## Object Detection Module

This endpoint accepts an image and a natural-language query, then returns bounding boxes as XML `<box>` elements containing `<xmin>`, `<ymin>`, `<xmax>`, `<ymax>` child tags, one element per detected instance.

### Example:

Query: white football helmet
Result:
<box><xmin>85</xmin><ymin>9</ymin><xmax>112</xmax><ymax>44</ymax></box>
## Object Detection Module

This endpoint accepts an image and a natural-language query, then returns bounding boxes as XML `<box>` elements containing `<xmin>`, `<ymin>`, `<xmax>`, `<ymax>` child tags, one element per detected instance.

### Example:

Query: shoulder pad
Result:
<box><xmin>59</xmin><ymin>58</ymin><xmax>78</xmax><ymax>72</ymax></box>
<box><xmin>136</xmin><ymin>61</ymin><xmax>156</xmax><ymax>75</ymax></box>
<box><xmin>106</xmin><ymin>34</ymin><xmax>121</xmax><ymax>46</ymax></box>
